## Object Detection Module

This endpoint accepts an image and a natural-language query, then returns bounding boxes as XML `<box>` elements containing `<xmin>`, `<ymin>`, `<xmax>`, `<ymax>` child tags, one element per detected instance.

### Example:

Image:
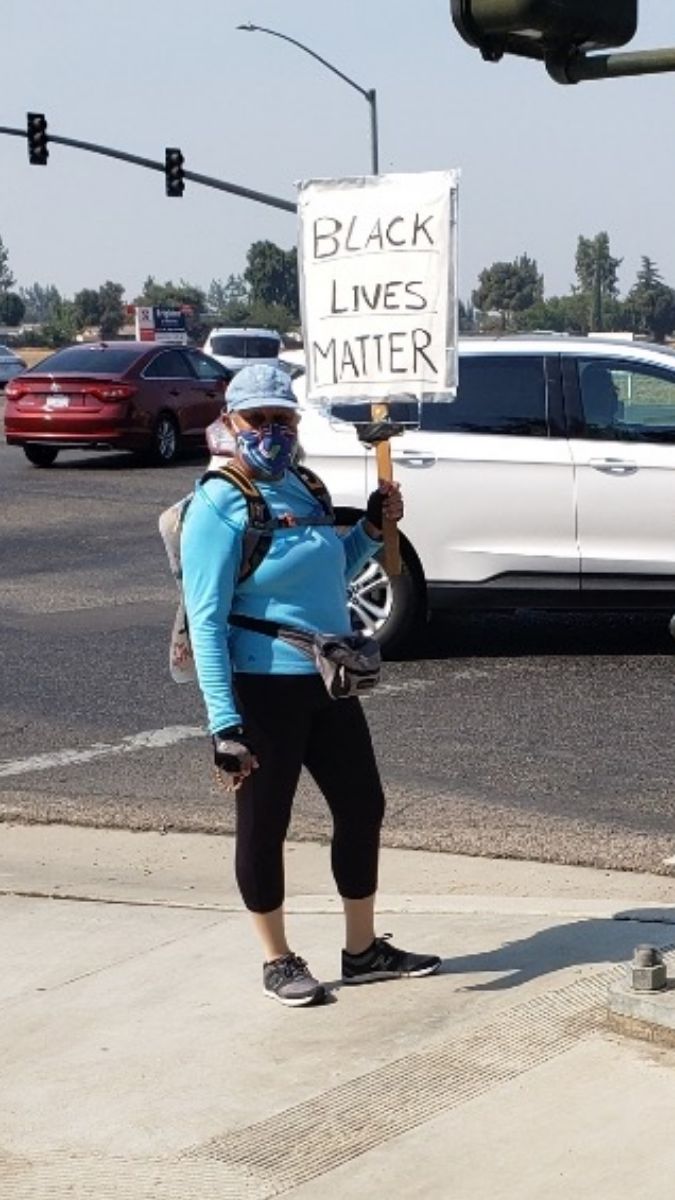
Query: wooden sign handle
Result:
<box><xmin>371</xmin><ymin>402</ymin><xmax>401</xmax><ymax>576</ymax></box>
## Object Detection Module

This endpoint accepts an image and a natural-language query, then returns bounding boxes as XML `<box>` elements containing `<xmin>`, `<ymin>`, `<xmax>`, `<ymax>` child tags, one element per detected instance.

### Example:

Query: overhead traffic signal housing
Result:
<box><xmin>165</xmin><ymin>147</ymin><xmax>185</xmax><ymax>198</ymax></box>
<box><xmin>27</xmin><ymin>112</ymin><xmax>49</xmax><ymax>165</ymax></box>
<box><xmin>450</xmin><ymin>1</ymin><xmax>638</xmax><ymax>64</ymax></box>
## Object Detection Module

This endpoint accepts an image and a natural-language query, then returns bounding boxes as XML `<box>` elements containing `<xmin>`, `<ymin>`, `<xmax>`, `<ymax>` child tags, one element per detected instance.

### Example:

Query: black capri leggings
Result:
<box><xmin>233</xmin><ymin>674</ymin><xmax>386</xmax><ymax>913</ymax></box>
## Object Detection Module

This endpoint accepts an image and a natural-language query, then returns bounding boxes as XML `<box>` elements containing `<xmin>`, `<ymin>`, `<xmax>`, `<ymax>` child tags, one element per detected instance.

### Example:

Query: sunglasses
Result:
<box><xmin>234</xmin><ymin>409</ymin><xmax>299</xmax><ymax>430</ymax></box>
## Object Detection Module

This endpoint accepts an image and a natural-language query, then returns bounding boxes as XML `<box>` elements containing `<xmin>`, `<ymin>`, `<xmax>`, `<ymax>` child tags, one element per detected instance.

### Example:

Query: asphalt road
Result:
<box><xmin>2</xmin><ymin>426</ymin><xmax>675</xmax><ymax>875</ymax></box>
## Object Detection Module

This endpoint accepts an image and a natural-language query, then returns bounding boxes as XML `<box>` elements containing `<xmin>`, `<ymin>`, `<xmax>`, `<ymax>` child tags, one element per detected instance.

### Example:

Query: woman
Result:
<box><xmin>182</xmin><ymin>363</ymin><xmax>440</xmax><ymax>1007</ymax></box>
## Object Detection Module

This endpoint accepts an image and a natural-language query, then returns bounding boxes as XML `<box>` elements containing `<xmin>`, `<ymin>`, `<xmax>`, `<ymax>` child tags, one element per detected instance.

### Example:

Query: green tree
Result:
<box><xmin>575</xmin><ymin>232</ymin><xmax>622</xmax><ymax>297</ymax></box>
<box><xmin>71</xmin><ymin>282</ymin><xmax>125</xmax><ymax>339</ymax></box>
<box><xmin>244</xmin><ymin>242</ymin><xmax>299</xmax><ymax>317</ymax></box>
<box><xmin>0</xmin><ymin>235</ymin><xmax>15</xmax><ymax>295</ymax></box>
<box><xmin>514</xmin><ymin>291</ymin><xmax>628</xmax><ymax>335</ymax></box>
<box><xmin>19</xmin><ymin>283</ymin><xmax>62</xmax><ymax>324</ymax></box>
<box><xmin>97</xmin><ymin>281</ymin><xmax>125</xmax><ymax>339</ymax></box>
<box><xmin>472</xmin><ymin>254</ymin><xmax>543</xmax><ymax>329</ymax></box>
<box><xmin>575</xmin><ymin>232</ymin><xmax>622</xmax><ymax>329</ymax></box>
<box><xmin>246</xmin><ymin>301</ymin><xmax>298</xmax><ymax>335</ymax></box>
<box><xmin>514</xmin><ymin>292</ymin><xmax>590</xmax><ymax>334</ymax></box>
<box><xmin>207</xmin><ymin>274</ymin><xmax>249</xmax><ymax>315</ymax></box>
<box><xmin>0</xmin><ymin>292</ymin><xmax>26</xmax><ymax>326</ymax></box>
<box><xmin>73</xmin><ymin>288</ymin><xmax>102</xmax><ymax>329</ymax></box>
<box><xmin>625</xmin><ymin>257</ymin><xmax>675</xmax><ymax>342</ymax></box>
<box><xmin>41</xmin><ymin>300</ymin><xmax>78</xmax><ymax>348</ymax></box>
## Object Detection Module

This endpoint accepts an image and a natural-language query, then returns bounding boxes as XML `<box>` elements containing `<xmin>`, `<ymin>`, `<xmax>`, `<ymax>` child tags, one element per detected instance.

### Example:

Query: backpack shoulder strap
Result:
<box><xmin>199</xmin><ymin>463</ymin><xmax>273</xmax><ymax>581</ymax></box>
<box><xmin>290</xmin><ymin>464</ymin><xmax>334</xmax><ymax>521</ymax></box>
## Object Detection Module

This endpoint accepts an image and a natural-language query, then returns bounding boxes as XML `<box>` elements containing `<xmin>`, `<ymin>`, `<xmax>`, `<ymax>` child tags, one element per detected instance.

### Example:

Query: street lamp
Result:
<box><xmin>237</xmin><ymin>22</ymin><xmax>379</xmax><ymax>174</ymax></box>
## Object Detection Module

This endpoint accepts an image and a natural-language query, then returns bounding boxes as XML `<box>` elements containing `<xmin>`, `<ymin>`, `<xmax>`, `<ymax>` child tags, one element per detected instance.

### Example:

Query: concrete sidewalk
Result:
<box><xmin>3</xmin><ymin>824</ymin><xmax>675</xmax><ymax>1199</ymax></box>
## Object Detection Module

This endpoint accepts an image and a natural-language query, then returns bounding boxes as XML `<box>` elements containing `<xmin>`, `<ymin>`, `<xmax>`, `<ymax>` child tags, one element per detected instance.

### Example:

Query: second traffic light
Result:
<box><xmin>27</xmin><ymin>112</ymin><xmax>49</xmax><ymax>165</ymax></box>
<box><xmin>165</xmin><ymin>147</ymin><xmax>185</xmax><ymax>198</ymax></box>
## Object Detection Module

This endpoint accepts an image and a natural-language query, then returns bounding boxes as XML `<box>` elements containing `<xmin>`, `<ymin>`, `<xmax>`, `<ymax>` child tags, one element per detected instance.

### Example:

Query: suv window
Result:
<box><xmin>143</xmin><ymin>350</ymin><xmax>193</xmax><ymax>379</ymax></box>
<box><xmin>245</xmin><ymin>336</ymin><xmax>280</xmax><ymax>359</ymax></box>
<box><xmin>328</xmin><ymin>355</ymin><xmax>549</xmax><ymax>433</ymax></box>
<box><xmin>578</xmin><ymin>358</ymin><xmax>675</xmax><ymax>442</ymax></box>
<box><xmin>210</xmin><ymin>335</ymin><xmax>247</xmax><ymax>357</ymax></box>
<box><xmin>421</xmin><ymin>355</ymin><xmax>548</xmax><ymax>435</ymax></box>
<box><xmin>208</xmin><ymin>334</ymin><xmax>279</xmax><ymax>359</ymax></box>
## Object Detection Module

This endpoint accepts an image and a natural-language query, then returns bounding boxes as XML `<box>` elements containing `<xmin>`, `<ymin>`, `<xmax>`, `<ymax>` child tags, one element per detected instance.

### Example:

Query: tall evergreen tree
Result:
<box><xmin>0</xmin><ymin>235</ymin><xmax>15</xmax><ymax>294</ymax></box>
<box><xmin>625</xmin><ymin>256</ymin><xmax>675</xmax><ymax>342</ymax></box>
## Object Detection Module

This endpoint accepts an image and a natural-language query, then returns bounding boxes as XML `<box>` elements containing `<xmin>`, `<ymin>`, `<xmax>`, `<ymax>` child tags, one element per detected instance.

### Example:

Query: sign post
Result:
<box><xmin>298</xmin><ymin>170</ymin><xmax>459</xmax><ymax>574</ymax></box>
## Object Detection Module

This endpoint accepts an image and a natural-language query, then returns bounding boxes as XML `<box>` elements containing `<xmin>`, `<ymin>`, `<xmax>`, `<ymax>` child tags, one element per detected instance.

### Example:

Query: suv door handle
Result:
<box><xmin>589</xmin><ymin>457</ymin><xmax>637</xmax><ymax>474</ymax></box>
<box><xmin>392</xmin><ymin>449</ymin><xmax>437</xmax><ymax>468</ymax></box>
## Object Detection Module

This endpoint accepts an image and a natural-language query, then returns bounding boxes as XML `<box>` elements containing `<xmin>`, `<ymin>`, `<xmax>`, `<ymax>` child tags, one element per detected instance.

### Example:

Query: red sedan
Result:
<box><xmin>3</xmin><ymin>341</ymin><xmax>231</xmax><ymax>467</ymax></box>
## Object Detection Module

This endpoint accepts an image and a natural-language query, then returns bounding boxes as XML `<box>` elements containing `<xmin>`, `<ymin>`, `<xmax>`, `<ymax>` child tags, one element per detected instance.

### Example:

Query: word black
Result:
<box><xmin>313</xmin><ymin>212</ymin><xmax>436</xmax><ymax>260</ymax></box>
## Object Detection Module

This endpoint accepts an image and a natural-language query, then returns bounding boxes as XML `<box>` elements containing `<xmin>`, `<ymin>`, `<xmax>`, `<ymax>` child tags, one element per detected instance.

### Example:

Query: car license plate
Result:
<box><xmin>45</xmin><ymin>395</ymin><xmax>70</xmax><ymax>409</ymax></box>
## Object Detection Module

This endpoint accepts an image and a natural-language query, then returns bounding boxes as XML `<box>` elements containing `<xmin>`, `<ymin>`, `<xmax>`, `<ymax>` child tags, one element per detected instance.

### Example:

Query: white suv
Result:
<box><xmin>297</xmin><ymin>335</ymin><xmax>675</xmax><ymax>651</ymax></box>
<box><xmin>202</xmin><ymin>327</ymin><xmax>282</xmax><ymax>375</ymax></box>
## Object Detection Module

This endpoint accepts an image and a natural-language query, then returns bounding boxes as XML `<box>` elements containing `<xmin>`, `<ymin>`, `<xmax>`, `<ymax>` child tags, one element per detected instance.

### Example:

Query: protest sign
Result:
<box><xmin>298</xmin><ymin>170</ymin><xmax>459</xmax><ymax>404</ymax></box>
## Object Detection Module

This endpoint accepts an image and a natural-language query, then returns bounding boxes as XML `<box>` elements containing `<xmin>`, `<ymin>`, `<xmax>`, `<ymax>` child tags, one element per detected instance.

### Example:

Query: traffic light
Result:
<box><xmin>451</xmin><ymin>1</ymin><xmax>638</xmax><ymax>63</ymax></box>
<box><xmin>27</xmin><ymin>112</ymin><xmax>49</xmax><ymax>165</ymax></box>
<box><xmin>165</xmin><ymin>147</ymin><xmax>185</xmax><ymax>198</ymax></box>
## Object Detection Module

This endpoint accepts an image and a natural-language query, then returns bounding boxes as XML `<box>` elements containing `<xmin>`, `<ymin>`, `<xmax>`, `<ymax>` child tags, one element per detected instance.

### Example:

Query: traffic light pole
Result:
<box><xmin>0</xmin><ymin>125</ymin><xmax>297</xmax><ymax>214</ymax></box>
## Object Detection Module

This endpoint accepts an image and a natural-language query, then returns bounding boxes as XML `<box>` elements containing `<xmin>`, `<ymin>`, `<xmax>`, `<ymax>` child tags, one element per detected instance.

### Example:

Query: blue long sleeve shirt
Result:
<box><xmin>181</xmin><ymin>469</ymin><xmax>381</xmax><ymax>733</ymax></box>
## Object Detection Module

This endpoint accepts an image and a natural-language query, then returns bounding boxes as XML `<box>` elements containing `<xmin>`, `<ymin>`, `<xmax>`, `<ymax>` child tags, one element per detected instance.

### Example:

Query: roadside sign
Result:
<box><xmin>297</xmin><ymin>170</ymin><xmax>459</xmax><ymax>404</ymax></box>
<box><xmin>134</xmin><ymin>306</ymin><xmax>188</xmax><ymax>344</ymax></box>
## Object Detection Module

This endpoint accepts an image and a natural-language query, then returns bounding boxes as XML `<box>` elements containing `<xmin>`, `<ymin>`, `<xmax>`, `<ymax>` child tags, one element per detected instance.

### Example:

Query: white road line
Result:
<box><xmin>366</xmin><ymin>679</ymin><xmax>432</xmax><ymax>698</ymax></box>
<box><xmin>0</xmin><ymin>725</ymin><xmax>204</xmax><ymax>778</ymax></box>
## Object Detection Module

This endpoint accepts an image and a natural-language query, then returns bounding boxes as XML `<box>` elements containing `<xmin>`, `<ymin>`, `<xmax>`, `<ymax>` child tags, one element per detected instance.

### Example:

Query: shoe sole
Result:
<box><xmin>342</xmin><ymin>961</ymin><xmax>441</xmax><ymax>985</ymax></box>
<box><xmin>264</xmin><ymin>987</ymin><xmax>326</xmax><ymax>1007</ymax></box>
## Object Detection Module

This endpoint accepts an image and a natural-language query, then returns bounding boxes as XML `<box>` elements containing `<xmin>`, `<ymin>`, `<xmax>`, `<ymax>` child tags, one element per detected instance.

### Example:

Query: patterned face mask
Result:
<box><xmin>235</xmin><ymin>423</ymin><xmax>298</xmax><ymax>479</ymax></box>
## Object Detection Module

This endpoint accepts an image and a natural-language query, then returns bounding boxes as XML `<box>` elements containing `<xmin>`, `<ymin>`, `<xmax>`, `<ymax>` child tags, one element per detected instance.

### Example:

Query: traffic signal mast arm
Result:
<box><xmin>551</xmin><ymin>45</ymin><xmax>675</xmax><ymax>86</ymax></box>
<box><xmin>0</xmin><ymin>124</ymin><xmax>296</xmax><ymax>213</ymax></box>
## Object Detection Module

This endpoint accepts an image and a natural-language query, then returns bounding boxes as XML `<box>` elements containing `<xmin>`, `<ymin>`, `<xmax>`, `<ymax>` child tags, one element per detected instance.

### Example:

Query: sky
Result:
<box><xmin>2</xmin><ymin>0</ymin><xmax>674</xmax><ymax>305</ymax></box>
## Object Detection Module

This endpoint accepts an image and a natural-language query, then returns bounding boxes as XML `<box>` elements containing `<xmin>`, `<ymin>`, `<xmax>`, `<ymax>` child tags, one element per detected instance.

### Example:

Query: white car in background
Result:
<box><xmin>0</xmin><ymin>344</ymin><xmax>27</xmax><ymax>387</ymax></box>
<box><xmin>297</xmin><ymin>335</ymin><xmax>675</xmax><ymax>652</ymax></box>
<box><xmin>202</xmin><ymin>327</ymin><xmax>282</xmax><ymax>375</ymax></box>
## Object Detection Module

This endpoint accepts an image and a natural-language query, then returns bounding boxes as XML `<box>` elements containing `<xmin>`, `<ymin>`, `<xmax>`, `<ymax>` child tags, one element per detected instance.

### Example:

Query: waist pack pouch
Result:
<box><xmin>229</xmin><ymin>614</ymin><xmax>381</xmax><ymax>699</ymax></box>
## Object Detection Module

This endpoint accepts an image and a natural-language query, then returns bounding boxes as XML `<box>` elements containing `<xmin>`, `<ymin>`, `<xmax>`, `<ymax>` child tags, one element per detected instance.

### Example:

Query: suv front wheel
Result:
<box><xmin>338</xmin><ymin>515</ymin><xmax>425</xmax><ymax>656</ymax></box>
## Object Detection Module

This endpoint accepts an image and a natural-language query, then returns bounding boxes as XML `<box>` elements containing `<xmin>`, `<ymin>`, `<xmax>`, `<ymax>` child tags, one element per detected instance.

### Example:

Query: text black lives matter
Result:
<box><xmin>310</xmin><ymin>210</ymin><xmax>442</xmax><ymax>388</ymax></box>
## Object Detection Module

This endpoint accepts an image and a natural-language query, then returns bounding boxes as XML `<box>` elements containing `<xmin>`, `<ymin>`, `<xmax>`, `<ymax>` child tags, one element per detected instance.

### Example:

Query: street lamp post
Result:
<box><xmin>237</xmin><ymin>23</ymin><xmax>379</xmax><ymax>174</ymax></box>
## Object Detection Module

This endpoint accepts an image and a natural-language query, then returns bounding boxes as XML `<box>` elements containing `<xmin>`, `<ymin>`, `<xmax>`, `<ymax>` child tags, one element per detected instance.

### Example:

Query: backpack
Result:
<box><xmin>159</xmin><ymin>462</ymin><xmax>334</xmax><ymax>683</ymax></box>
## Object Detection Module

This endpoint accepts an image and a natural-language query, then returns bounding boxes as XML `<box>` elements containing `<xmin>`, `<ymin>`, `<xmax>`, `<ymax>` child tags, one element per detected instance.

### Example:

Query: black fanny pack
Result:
<box><xmin>229</xmin><ymin>614</ymin><xmax>381</xmax><ymax>699</ymax></box>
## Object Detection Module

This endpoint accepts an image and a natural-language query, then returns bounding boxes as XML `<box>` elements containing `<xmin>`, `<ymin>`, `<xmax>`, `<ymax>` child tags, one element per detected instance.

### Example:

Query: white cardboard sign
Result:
<box><xmin>298</xmin><ymin>170</ymin><xmax>458</xmax><ymax>403</ymax></box>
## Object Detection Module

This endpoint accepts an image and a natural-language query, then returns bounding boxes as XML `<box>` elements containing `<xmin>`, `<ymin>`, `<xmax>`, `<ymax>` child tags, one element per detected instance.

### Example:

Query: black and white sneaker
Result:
<box><xmin>342</xmin><ymin>934</ymin><xmax>441</xmax><ymax>984</ymax></box>
<box><xmin>263</xmin><ymin>953</ymin><xmax>326</xmax><ymax>1007</ymax></box>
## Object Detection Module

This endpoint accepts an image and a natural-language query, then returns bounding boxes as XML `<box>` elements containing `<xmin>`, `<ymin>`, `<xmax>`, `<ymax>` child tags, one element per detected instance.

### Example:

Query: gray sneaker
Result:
<box><xmin>263</xmin><ymin>953</ymin><xmax>326</xmax><ymax>1007</ymax></box>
